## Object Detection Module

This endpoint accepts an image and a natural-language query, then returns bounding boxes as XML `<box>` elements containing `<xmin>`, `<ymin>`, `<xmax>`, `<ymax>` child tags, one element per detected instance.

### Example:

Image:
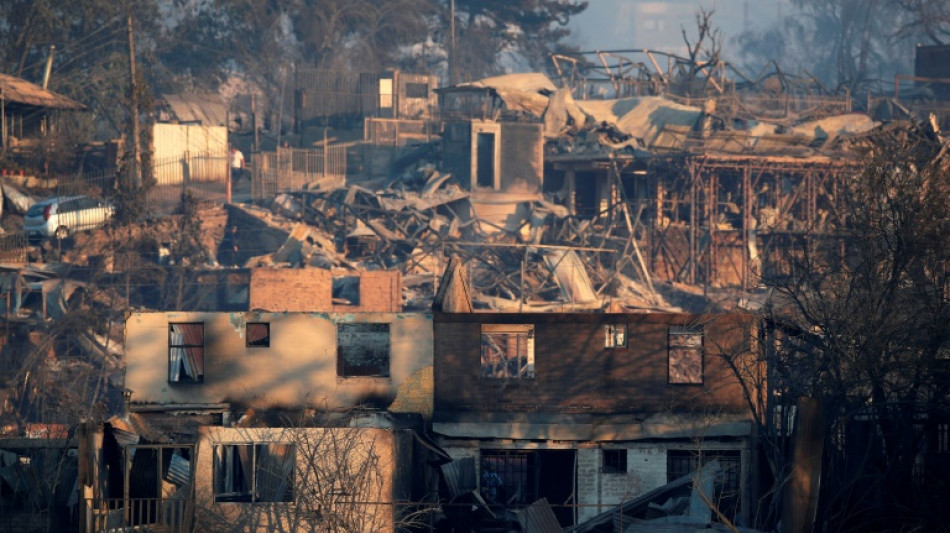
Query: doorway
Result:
<box><xmin>476</xmin><ymin>132</ymin><xmax>496</xmax><ymax>189</ymax></box>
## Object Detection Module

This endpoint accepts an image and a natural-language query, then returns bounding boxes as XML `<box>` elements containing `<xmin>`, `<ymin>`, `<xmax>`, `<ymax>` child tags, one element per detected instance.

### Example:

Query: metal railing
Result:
<box><xmin>364</xmin><ymin>117</ymin><xmax>438</xmax><ymax>146</ymax></box>
<box><xmin>85</xmin><ymin>497</ymin><xmax>192</xmax><ymax>533</ymax></box>
<box><xmin>0</xmin><ymin>231</ymin><xmax>28</xmax><ymax>261</ymax></box>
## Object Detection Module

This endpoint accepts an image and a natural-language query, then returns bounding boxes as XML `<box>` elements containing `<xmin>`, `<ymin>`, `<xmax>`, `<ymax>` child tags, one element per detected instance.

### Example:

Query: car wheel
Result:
<box><xmin>54</xmin><ymin>226</ymin><xmax>68</xmax><ymax>240</ymax></box>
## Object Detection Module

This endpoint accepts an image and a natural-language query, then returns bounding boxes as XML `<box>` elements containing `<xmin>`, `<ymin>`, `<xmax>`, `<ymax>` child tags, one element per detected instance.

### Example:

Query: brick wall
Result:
<box><xmin>434</xmin><ymin>312</ymin><xmax>755</xmax><ymax>415</ymax></box>
<box><xmin>332</xmin><ymin>270</ymin><xmax>402</xmax><ymax>313</ymax></box>
<box><xmin>247</xmin><ymin>268</ymin><xmax>401</xmax><ymax>312</ymax></box>
<box><xmin>248</xmin><ymin>268</ymin><xmax>332</xmax><ymax>311</ymax></box>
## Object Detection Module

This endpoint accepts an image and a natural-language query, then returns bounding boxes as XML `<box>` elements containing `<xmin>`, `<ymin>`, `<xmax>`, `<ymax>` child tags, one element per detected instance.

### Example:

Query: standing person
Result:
<box><xmin>12</xmin><ymin>271</ymin><xmax>25</xmax><ymax>315</ymax></box>
<box><xmin>230</xmin><ymin>146</ymin><xmax>246</xmax><ymax>181</ymax></box>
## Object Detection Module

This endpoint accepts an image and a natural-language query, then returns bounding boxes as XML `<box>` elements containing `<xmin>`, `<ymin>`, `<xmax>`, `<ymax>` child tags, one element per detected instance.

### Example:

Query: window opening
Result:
<box><xmin>214</xmin><ymin>443</ymin><xmax>295</xmax><ymax>503</ymax></box>
<box><xmin>669</xmin><ymin>325</ymin><xmax>703</xmax><ymax>384</ymax></box>
<box><xmin>480</xmin><ymin>450</ymin><xmax>538</xmax><ymax>506</ymax></box>
<box><xmin>605</xmin><ymin>324</ymin><xmax>627</xmax><ymax>348</ymax></box>
<box><xmin>168</xmin><ymin>323</ymin><xmax>204</xmax><ymax>383</ymax></box>
<box><xmin>332</xmin><ymin>276</ymin><xmax>360</xmax><ymax>306</ymax></box>
<box><xmin>378</xmin><ymin>78</ymin><xmax>393</xmax><ymax>109</ymax></box>
<box><xmin>246</xmin><ymin>322</ymin><xmax>270</xmax><ymax>347</ymax></box>
<box><xmin>337</xmin><ymin>323</ymin><xmax>390</xmax><ymax>377</ymax></box>
<box><xmin>481</xmin><ymin>324</ymin><xmax>535</xmax><ymax>379</ymax></box>
<box><xmin>405</xmin><ymin>82</ymin><xmax>429</xmax><ymax>99</ymax></box>
<box><xmin>602</xmin><ymin>449</ymin><xmax>627</xmax><ymax>473</ymax></box>
<box><xmin>667</xmin><ymin>449</ymin><xmax>740</xmax><ymax>522</ymax></box>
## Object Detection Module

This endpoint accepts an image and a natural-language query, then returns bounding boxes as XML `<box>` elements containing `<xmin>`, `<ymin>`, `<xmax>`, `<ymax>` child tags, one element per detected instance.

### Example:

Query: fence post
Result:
<box><xmin>226</xmin><ymin>146</ymin><xmax>232</xmax><ymax>204</ymax></box>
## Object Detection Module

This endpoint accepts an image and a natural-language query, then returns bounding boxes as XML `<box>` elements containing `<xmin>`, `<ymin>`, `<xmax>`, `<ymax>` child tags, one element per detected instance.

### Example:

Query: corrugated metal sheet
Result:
<box><xmin>164</xmin><ymin>452</ymin><xmax>191</xmax><ymax>487</ymax></box>
<box><xmin>440</xmin><ymin>456</ymin><xmax>476</xmax><ymax>500</ymax></box>
<box><xmin>517</xmin><ymin>498</ymin><xmax>562</xmax><ymax>533</ymax></box>
<box><xmin>161</xmin><ymin>93</ymin><xmax>228</xmax><ymax>126</ymax></box>
<box><xmin>0</xmin><ymin>73</ymin><xmax>84</xmax><ymax>109</ymax></box>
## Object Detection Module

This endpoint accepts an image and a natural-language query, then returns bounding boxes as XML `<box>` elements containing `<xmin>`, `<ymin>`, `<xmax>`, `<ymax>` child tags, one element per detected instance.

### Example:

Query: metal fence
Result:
<box><xmin>52</xmin><ymin>151</ymin><xmax>229</xmax><ymax>217</ymax></box>
<box><xmin>364</xmin><ymin>117</ymin><xmax>438</xmax><ymax>146</ymax></box>
<box><xmin>252</xmin><ymin>145</ymin><xmax>347</xmax><ymax>200</ymax></box>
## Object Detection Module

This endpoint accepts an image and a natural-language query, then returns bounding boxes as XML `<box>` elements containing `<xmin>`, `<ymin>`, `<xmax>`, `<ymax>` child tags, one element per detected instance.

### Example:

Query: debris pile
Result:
<box><xmin>237</xmin><ymin>161</ymin><xmax>673</xmax><ymax>312</ymax></box>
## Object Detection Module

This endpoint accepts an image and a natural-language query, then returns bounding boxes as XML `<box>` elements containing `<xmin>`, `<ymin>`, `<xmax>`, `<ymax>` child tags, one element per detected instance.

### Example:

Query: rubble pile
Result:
<box><xmin>247</xmin><ymin>161</ymin><xmax>674</xmax><ymax>311</ymax></box>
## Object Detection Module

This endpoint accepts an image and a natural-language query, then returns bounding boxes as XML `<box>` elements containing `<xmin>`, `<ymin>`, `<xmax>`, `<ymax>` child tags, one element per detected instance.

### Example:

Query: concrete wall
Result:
<box><xmin>433</xmin><ymin>312</ymin><xmax>757</xmax><ymax>416</ymax></box>
<box><xmin>443</xmin><ymin>120</ymin><xmax>543</xmax><ymax>195</ymax></box>
<box><xmin>576</xmin><ymin>445</ymin><xmax>668</xmax><ymax>523</ymax></box>
<box><xmin>499</xmin><ymin>122</ymin><xmax>543</xmax><ymax>193</ymax></box>
<box><xmin>193</xmin><ymin>426</ymin><xmax>397</xmax><ymax>532</ymax></box>
<box><xmin>441</xmin><ymin>121</ymin><xmax>472</xmax><ymax>185</ymax></box>
<box><xmin>125</xmin><ymin>311</ymin><xmax>432</xmax><ymax>410</ymax></box>
<box><xmin>396</xmin><ymin>72</ymin><xmax>438</xmax><ymax>119</ymax></box>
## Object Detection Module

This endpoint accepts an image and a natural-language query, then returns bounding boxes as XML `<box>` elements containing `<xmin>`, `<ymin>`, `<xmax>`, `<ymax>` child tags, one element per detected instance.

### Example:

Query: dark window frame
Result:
<box><xmin>213</xmin><ymin>443</ymin><xmax>296</xmax><ymax>504</ymax></box>
<box><xmin>337</xmin><ymin>323</ymin><xmax>391</xmax><ymax>378</ymax></box>
<box><xmin>667</xmin><ymin>449</ymin><xmax>741</xmax><ymax>522</ymax></box>
<box><xmin>480</xmin><ymin>324</ymin><xmax>535</xmax><ymax>380</ymax></box>
<box><xmin>604</xmin><ymin>324</ymin><xmax>627</xmax><ymax>348</ymax></box>
<box><xmin>405</xmin><ymin>82</ymin><xmax>429</xmax><ymax>99</ymax></box>
<box><xmin>668</xmin><ymin>325</ymin><xmax>704</xmax><ymax>385</ymax></box>
<box><xmin>480</xmin><ymin>450</ymin><xmax>538</xmax><ymax>506</ymax></box>
<box><xmin>246</xmin><ymin>322</ymin><xmax>270</xmax><ymax>348</ymax></box>
<box><xmin>602</xmin><ymin>449</ymin><xmax>627</xmax><ymax>474</ymax></box>
<box><xmin>168</xmin><ymin>322</ymin><xmax>205</xmax><ymax>384</ymax></box>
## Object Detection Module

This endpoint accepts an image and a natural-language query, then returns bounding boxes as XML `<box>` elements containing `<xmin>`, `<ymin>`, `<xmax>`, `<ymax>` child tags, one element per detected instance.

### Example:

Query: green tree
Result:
<box><xmin>451</xmin><ymin>0</ymin><xmax>588</xmax><ymax>79</ymax></box>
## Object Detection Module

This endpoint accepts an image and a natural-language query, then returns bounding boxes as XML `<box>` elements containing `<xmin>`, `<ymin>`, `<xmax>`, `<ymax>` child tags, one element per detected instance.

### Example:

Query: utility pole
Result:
<box><xmin>252</xmin><ymin>94</ymin><xmax>259</xmax><ymax>153</ymax></box>
<box><xmin>127</xmin><ymin>10</ymin><xmax>141</xmax><ymax>187</ymax></box>
<box><xmin>449</xmin><ymin>0</ymin><xmax>456</xmax><ymax>85</ymax></box>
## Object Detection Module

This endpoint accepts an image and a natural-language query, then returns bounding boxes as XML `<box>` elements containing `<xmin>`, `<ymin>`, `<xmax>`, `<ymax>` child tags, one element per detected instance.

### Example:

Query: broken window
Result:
<box><xmin>224</xmin><ymin>272</ymin><xmax>249</xmax><ymax>308</ymax></box>
<box><xmin>337</xmin><ymin>323</ymin><xmax>390</xmax><ymax>377</ymax></box>
<box><xmin>604</xmin><ymin>324</ymin><xmax>627</xmax><ymax>348</ymax></box>
<box><xmin>668</xmin><ymin>325</ymin><xmax>703</xmax><ymax>384</ymax></box>
<box><xmin>481</xmin><ymin>324</ymin><xmax>535</xmax><ymax>379</ymax></box>
<box><xmin>332</xmin><ymin>276</ymin><xmax>360</xmax><ymax>306</ymax></box>
<box><xmin>480</xmin><ymin>450</ymin><xmax>537</xmax><ymax>506</ymax></box>
<box><xmin>602</xmin><ymin>449</ymin><xmax>627</xmax><ymax>474</ymax></box>
<box><xmin>246</xmin><ymin>322</ymin><xmax>270</xmax><ymax>347</ymax></box>
<box><xmin>938</xmin><ymin>423</ymin><xmax>949</xmax><ymax>453</ymax></box>
<box><xmin>168</xmin><ymin>323</ymin><xmax>204</xmax><ymax>383</ymax></box>
<box><xmin>405</xmin><ymin>82</ymin><xmax>429</xmax><ymax>99</ymax></box>
<box><xmin>667</xmin><ymin>449</ymin><xmax>740</xmax><ymax>522</ymax></box>
<box><xmin>214</xmin><ymin>443</ymin><xmax>295</xmax><ymax>503</ymax></box>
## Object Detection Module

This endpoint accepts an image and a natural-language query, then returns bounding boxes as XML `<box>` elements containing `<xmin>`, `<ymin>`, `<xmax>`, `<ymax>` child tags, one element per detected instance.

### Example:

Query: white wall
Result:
<box><xmin>152</xmin><ymin>123</ymin><xmax>228</xmax><ymax>183</ymax></box>
<box><xmin>124</xmin><ymin>311</ymin><xmax>433</xmax><ymax>410</ymax></box>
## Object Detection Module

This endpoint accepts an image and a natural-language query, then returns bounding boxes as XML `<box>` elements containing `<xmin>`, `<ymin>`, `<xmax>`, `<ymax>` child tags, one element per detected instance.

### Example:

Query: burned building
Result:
<box><xmin>437</xmin><ymin>74</ymin><xmax>547</xmax><ymax>232</ymax></box>
<box><xmin>430</xmin><ymin>259</ymin><xmax>761</xmax><ymax>529</ymax></box>
<box><xmin>79</xmin><ymin>309</ymin><xmax>436</xmax><ymax>532</ymax></box>
<box><xmin>0</xmin><ymin>73</ymin><xmax>85</xmax><ymax>157</ymax></box>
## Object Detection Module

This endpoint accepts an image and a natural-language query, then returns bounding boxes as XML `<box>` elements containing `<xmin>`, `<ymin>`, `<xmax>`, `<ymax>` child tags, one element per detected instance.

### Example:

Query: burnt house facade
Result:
<box><xmin>431</xmin><ymin>265</ymin><xmax>760</xmax><ymax>528</ymax></box>
<box><xmin>78</xmin><ymin>310</ymin><xmax>436</xmax><ymax>532</ymax></box>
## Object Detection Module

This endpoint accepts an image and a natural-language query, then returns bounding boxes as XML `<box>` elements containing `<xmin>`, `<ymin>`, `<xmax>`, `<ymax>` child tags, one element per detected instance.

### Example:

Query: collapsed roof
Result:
<box><xmin>444</xmin><ymin>71</ymin><xmax>882</xmax><ymax>159</ymax></box>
